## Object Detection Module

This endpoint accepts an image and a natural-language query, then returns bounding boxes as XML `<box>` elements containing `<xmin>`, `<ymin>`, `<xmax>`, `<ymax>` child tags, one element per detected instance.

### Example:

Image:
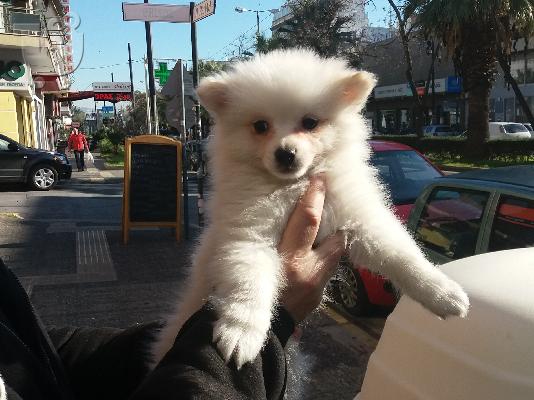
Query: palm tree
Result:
<box><xmin>260</xmin><ymin>0</ymin><xmax>363</xmax><ymax>67</ymax></box>
<box><xmin>407</xmin><ymin>0</ymin><xmax>534</xmax><ymax>157</ymax></box>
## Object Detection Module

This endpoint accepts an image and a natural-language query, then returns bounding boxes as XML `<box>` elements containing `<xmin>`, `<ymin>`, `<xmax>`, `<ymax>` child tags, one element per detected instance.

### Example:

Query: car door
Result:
<box><xmin>484</xmin><ymin>193</ymin><xmax>534</xmax><ymax>252</ymax></box>
<box><xmin>0</xmin><ymin>137</ymin><xmax>27</xmax><ymax>181</ymax></box>
<box><xmin>409</xmin><ymin>185</ymin><xmax>493</xmax><ymax>264</ymax></box>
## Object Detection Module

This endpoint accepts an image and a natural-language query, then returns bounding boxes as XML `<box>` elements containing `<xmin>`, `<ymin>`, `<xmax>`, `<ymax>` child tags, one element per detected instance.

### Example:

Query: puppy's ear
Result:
<box><xmin>196</xmin><ymin>78</ymin><xmax>228</xmax><ymax>115</ymax></box>
<box><xmin>335</xmin><ymin>71</ymin><xmax>377</xmax><ymax>107</ymax></box>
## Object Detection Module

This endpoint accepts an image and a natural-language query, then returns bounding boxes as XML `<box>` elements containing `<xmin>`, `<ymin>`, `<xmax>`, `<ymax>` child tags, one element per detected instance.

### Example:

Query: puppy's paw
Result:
<box><xmin>415</xmin><ymin>271</ymin><xmax>470</xmax><ymax>319</ymax></box>
<box><xmin>213</xmin><ymin>319</ymin><xmax>267</xmax><ymax>369</ymax></box>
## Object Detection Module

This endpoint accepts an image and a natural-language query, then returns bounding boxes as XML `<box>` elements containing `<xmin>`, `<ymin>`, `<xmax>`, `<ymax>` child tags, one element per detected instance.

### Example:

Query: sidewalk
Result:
<box><xmin>67</xmin><ymin>152</ymin><xmax>124</xmax><ymax>184</ymax></box>
<box><xmin>0</xmin><ymin>153</ymin><xmax>202</xmax><ymax>329</ymax></box>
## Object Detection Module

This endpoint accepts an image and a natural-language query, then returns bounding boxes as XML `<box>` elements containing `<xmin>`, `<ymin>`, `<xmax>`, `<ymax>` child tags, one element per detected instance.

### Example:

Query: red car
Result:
<box><xmin>332</xmin><ymin>140</ymin><xmax>443</xmax><ymax>316</ymax></box>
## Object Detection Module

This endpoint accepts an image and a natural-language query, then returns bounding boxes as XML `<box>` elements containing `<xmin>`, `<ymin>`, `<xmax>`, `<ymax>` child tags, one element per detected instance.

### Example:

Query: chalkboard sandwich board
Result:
<box><xmin>122</xmin><ymin>135</ymin><xmax>182</xmax><ymax>244</ymax></box>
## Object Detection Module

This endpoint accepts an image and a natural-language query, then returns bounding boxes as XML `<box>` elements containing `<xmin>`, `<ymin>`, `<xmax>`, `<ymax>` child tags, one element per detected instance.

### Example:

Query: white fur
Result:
<box><xmin>0</xmin><ymin>373</ymin><xmax>6</xmax><ymax>400</ymax></box>
<box><xmin>151</xmin><ymin>49</ymin><xmax>469</xmax><ymax>369</ymax></box>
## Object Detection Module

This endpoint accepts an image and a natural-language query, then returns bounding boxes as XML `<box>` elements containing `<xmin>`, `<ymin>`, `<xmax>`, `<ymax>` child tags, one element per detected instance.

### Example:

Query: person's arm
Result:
<box><xmin>47</xmin><ymin>322</ymin><xmax>163</xmax><ymax>400</ymax></box>
<box><xmin>66</xmin><ymin>134</ymin><xmax>72</xmax><ymax>152</ymax></box>
<box><xmin>83</xmin><ymin>135</ymin><xmax>89</xmax><ymax>152</ymax></box>
<box><xmin>130</xmin><ymin>176</ymin><xmax>344</xmax><ymax>400</ymax></box>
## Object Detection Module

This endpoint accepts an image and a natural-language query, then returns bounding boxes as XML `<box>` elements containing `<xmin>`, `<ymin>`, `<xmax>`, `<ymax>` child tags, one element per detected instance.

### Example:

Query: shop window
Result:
<box><xmin>488</xmin><ymin>196</ymin><xmax>534</xmax><ymax>252</ymax></box>
<box><xmin>415</xmin><ymin>188</ymin><xmax>489</xmax><ymax>260</ymax></box>
<box><xmin>377</xmin><ymin>109</ymin><xmax>396</xmax><ymax>134</ymax></box>
<box><xmin>399</xmin><ymin>109</ymin><xmax>412</xmax><ymax>134</ymax></box>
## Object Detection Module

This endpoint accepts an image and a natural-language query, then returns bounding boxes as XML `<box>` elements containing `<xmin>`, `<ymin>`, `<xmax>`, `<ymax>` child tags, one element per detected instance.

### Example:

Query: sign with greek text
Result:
<box><xmin>0</xmin><ymin>60</ymin><xmax>32</xmax><ymax>92</ymax></box>
<box><xmin>122</xmin><ymin>3</ymin><xmax>190</xmax><ymax>23</ymax></box>
<box><xmin>92</xmin><ymin>82</ymin><xmax>132</xmax><ymax>93</ymax></box>
<box><xmin>193</xmin><ymin>0</ymin><xmax>216</xmax><ymax>23</ymax></box>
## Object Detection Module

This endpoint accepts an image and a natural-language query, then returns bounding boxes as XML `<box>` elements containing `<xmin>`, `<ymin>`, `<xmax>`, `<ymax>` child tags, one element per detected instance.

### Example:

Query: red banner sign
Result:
<box><xmin>94</xmin><ymin>92</ymin><xmax>133</xmax><ymax>103</ymax></box>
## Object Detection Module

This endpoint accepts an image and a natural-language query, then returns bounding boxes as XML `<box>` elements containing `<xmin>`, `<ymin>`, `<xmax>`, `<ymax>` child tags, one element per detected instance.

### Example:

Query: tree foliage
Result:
<box><xmin>198</xmin><ymin>60</ymin><xmax>228</xmax><ymax>79</ymax></box>
<box><xmin>123</xmin><ymin>91</ymin><xmax>168</xmax><ymax>135</ymax></box>
<box><xmin>256</xmin><ymin>0</ymin><xmax>363</xmax><ymax>67</ymax></box>
<box><xmin>71</xmin><ymin>105</ymin><xmax>86</xmax><ymax>123</ymax></box>
<box><xmin>407</xmin><ymin>0</ymin><xmax>534</xmax><ymax>156</ymax></box>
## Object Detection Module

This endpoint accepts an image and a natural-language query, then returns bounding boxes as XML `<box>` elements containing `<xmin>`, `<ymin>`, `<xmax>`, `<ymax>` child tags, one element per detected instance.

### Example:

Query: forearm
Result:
<box><xmin>48</xmin><ymin>322</ymin><xmax>162</xmax><ymax>400</ymax></box>
<box><xmin>131</xmin><ymin>304</ymin><xmax>294</xmax><ymax>400</ymax></box>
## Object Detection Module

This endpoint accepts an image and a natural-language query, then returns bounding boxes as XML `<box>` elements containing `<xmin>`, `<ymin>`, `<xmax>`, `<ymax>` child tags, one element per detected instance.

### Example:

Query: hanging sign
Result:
<box><xmin>122</xmin><ymin>3</ymin><xmax>190</xmax><ymax>23</ymax></box>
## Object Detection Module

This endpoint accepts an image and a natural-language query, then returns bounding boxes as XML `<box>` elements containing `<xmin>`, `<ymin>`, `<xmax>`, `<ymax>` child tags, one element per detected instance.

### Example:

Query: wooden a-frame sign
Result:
<box><xmin>122</xmin><ymin>135</ymin><xmax>182</xmax><ymax>244</ymax></box>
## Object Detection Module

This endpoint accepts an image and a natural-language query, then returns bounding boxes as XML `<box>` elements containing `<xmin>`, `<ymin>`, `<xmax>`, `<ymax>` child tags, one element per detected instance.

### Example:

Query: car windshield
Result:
<box><xmin>371</xmin><ymin>150</ymin><xmax>442</xmax><ymax>205</ymax></box>
<box><xmin>524</xmin><ymin>124</ymin><xmax>533</xmax><ymax>132</ymax></box>
<box><xmin>504</xmin><ymin>123</ymin><xmax>529</xmax><ymax>133</ymax></box>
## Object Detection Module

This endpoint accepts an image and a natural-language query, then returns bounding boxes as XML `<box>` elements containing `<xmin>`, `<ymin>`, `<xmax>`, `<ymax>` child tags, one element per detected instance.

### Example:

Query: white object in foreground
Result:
<box><xmin>357</xmin><ymin>247</ymin><xmax>534</xmax><ymax>400</ymax></box>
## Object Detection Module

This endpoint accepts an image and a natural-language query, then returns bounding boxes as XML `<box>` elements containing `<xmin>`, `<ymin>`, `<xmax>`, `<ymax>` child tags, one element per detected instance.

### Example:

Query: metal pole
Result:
<box><xmin>144</xmin><ymin>57</ymin><xmax>152</xmax><ymax>135</ymax></box>
<box><xmin>431</xmin><ymin>41</ymin><xmax>436</xmax><ymax>124</ymax></box>
<box><xmin>128</xmin><ymin>43</ymin><xmax>135</xmax><ymax>108</ymax></box>
<box><xmin>179</xmin><ymin>59</ymin><xmax>189</xmax><ymax>239</ymax></box>
<box><xmin>144</xmin><ymin>0</ymin><xmax>157</xmax><ymax>134</ymax></box>
<box><xmin>256</xmin><ymin>11</ymin><xmax>260</xmax><ymax>36</ymax></box>
<box><xmin>190</xmin><ymin>1</ymin><xmax>204</xmax><ymax>226</ymax></box>
<box><xmin>111</xmin><ymin>72</ymin><xmax>117</xmax><ymax>119</ymax></box>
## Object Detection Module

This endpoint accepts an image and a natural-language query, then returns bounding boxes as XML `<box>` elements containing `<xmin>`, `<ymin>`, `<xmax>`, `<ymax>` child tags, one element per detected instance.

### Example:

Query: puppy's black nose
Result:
<box><xmin>275</xmin><ymin>148</ymin><xmax>296</xmax><ymax>169</ymax></box>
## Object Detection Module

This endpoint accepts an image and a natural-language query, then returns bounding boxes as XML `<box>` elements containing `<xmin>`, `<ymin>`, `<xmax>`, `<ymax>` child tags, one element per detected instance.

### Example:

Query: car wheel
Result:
<box><xmin>334</xmin><ymin>263</ymin><xmax>371</xmax><ymax>317</ymax></box>
<box><xmin>29</xmin><ymin>164</ymin><xmax>58</xmax><ymax>191</ymax></box>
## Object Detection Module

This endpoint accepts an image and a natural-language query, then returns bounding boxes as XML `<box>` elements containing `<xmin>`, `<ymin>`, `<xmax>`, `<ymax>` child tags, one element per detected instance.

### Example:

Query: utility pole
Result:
<box><xmin>144</xmin><ymin>0</ymin><xmax>157</xmax><ymax>134</ymax></box>
<box><xmin>144</xmin><ymin>57</ymin><xmax>152</xmax><ymax>135</ymax></box>
<box><xmin>190</xmin><ymin>1</ymin><xmax>204</xmax><ymax>225</ymax></box>
<box><xmin>178</xmin><ymin>59</ymin><xmax>189</xmax><ymax>239</ymax></box>
<box><xmin>111</xmin><ymin>72</ymin><xmax>117</xmax><ymax>119</ymax></box>
<box><xmin>128</xmin><ymin>43</ymin><xmax>135</xmax><ymax>108</ymax></box>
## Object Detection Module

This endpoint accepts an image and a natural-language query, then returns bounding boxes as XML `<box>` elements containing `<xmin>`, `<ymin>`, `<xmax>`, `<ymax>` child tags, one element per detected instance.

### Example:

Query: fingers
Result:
<box><xmin>278</xmin><ymin>175</ymin><xmax>326</xmax><ymax>254</ymax></box>
<box><xmin>314</xmin><ymin>232</ymin><xmax>346</xmax><ymax>287</ymax></box>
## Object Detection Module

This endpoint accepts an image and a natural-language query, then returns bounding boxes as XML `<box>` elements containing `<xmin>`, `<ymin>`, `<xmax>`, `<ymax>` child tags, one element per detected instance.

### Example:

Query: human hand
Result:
<box><xmin>278</xmin><ymin>175</ymin><xmax>346</xmax><ymax>323</ymax></box>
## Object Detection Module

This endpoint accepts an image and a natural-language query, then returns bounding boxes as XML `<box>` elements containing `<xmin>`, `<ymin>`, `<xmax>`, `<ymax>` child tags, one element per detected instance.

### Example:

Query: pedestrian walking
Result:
<box><xmin>67</xmin><ymin>128</ymin><xmax>89</xmax><ymax>172</ymax></box>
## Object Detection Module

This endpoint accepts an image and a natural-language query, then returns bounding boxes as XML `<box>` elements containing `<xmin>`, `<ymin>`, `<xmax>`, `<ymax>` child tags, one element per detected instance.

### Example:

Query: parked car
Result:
<box><xmin>0</xmin><ymin>134</ymin><xmax>72</xmax><ymax>190</ymax></box>
<box><xmin>332</xmin><ymin>140</ymin><xmax>443</xmax><ymax>316</ymax></box>
<box><xmin>488</xmin><ymin>122</ymin><xmax>532</xmax><ymax>140</ymax></box>
<box><xmin>356</xmin><ymin>247</ymin><xmax>534</xmax><ymax>400</ymax></box>
<box><xmin>423</xmin><ymin>125</ymin><xmax>460</xmax><ymax>137</ymax></box>
<box><xmin>407</xmin><ymin>165</ymin><xmax>534</xmax><ymax>265</ymax></box>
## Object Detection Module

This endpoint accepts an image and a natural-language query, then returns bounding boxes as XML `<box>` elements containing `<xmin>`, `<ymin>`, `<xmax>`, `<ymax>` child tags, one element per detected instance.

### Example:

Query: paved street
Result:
<box><xmin>0</xmin><ymin>158</ymin><xmax>384</xmax><ymax>399</ymax></box>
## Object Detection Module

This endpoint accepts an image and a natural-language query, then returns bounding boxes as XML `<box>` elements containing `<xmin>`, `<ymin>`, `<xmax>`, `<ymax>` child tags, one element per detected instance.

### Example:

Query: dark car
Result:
<box><xmin>0</xmin><ymin>134</ymin><xmax>72</xmax><ymax>190</ymax></box>
<box><xmin>408</xmin><ymin>165</ymin><xmax>534</xmax><ymax>264</ymax></box>
<box><xmin>332</xmin><ymin>141</ymin><xmax>443</xmax><ymax>316</ymax></box>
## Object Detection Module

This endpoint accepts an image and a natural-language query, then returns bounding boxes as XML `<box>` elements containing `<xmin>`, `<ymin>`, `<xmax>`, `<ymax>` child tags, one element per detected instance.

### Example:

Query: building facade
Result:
<box><xmin>0</xmin><ymin>0</ymin><xmax>71</xmax><ymax>150</ymax></box>
<box><xmin>490</xmin><ymin>38</ymin><xmax>534</xmax><ymax>123</ymax></box>
<box><xmin>363</xmin><ymin>36</ymin><xmax>465</xmax><ymax>134</ymax></box>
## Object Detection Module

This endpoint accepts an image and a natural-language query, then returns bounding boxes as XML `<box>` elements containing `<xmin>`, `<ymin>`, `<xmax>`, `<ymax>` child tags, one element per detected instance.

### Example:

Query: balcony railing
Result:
<box><xmin>0</xmin><ymin>4</ymin><xmax>47</xmax><ymax>36</ymax></box>
<box><xmin>1</xmin><ymin>4</ymin><xmax>70</xmax><ymax>86</ymax></box>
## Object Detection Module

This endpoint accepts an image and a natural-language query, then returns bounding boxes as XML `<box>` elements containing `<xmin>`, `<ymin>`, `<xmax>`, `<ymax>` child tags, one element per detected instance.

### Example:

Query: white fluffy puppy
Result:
<box><xmin>152</xmin><ymin>49</ymin><xmax>469</xmax><ymax>369</ymax></box>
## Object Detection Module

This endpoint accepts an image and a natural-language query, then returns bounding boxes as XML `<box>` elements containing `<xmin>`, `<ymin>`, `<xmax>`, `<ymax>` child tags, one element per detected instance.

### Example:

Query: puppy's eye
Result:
<box><xmin>302</xmin><ymin>117</ymin><xmax>319</xmax><ymax>131</ymax></box>
<box><xmin>253</xmin><ymin>120</ymin><xmax>269</xmax><ymax>134</ymax></box>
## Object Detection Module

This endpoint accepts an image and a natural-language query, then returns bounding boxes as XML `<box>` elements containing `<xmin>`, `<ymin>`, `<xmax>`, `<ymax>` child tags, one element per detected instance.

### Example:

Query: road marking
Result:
<box><xmin>19</xmin><ymin>229</ymin><xmax>117</xmax><ymax>295</ymax></box>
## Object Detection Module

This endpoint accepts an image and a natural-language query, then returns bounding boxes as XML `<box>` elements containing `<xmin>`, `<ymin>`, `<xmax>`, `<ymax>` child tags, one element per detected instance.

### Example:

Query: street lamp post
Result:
<box><xmin>234</xmin><ymin>6</ymin><xmax>279</xmax><ymax>37</ymax></box>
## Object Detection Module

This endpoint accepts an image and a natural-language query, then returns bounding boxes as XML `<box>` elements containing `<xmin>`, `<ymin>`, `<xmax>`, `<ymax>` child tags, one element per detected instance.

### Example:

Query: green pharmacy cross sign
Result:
<box><xmin>155</xmin><ymin>62</ymin><xmax>170</xmax><ymax>85</ymax></box>
<box><xmin>0</xmin><ymin>61</ymin><xmax>26</xmax><ymax>81</ymax></box>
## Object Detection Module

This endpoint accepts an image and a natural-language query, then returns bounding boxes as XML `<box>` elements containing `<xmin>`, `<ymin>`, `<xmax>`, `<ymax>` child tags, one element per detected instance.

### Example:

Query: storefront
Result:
<box><xmin>368</xmin><ymin>76</ymin><xmax>465</xmax><ymax>134</ymax></box>
<box><xmin>0</xmin><ymin>50</ymin><xmax>37</xmax><ymax>147</ymax></box>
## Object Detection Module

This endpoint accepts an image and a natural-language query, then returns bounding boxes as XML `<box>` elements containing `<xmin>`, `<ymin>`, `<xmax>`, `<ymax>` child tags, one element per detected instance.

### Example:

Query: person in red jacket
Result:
<box><xmin>67</xmin><ymin>128</ymin><xmax>89</xmax><ymax>171</ymax></box>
